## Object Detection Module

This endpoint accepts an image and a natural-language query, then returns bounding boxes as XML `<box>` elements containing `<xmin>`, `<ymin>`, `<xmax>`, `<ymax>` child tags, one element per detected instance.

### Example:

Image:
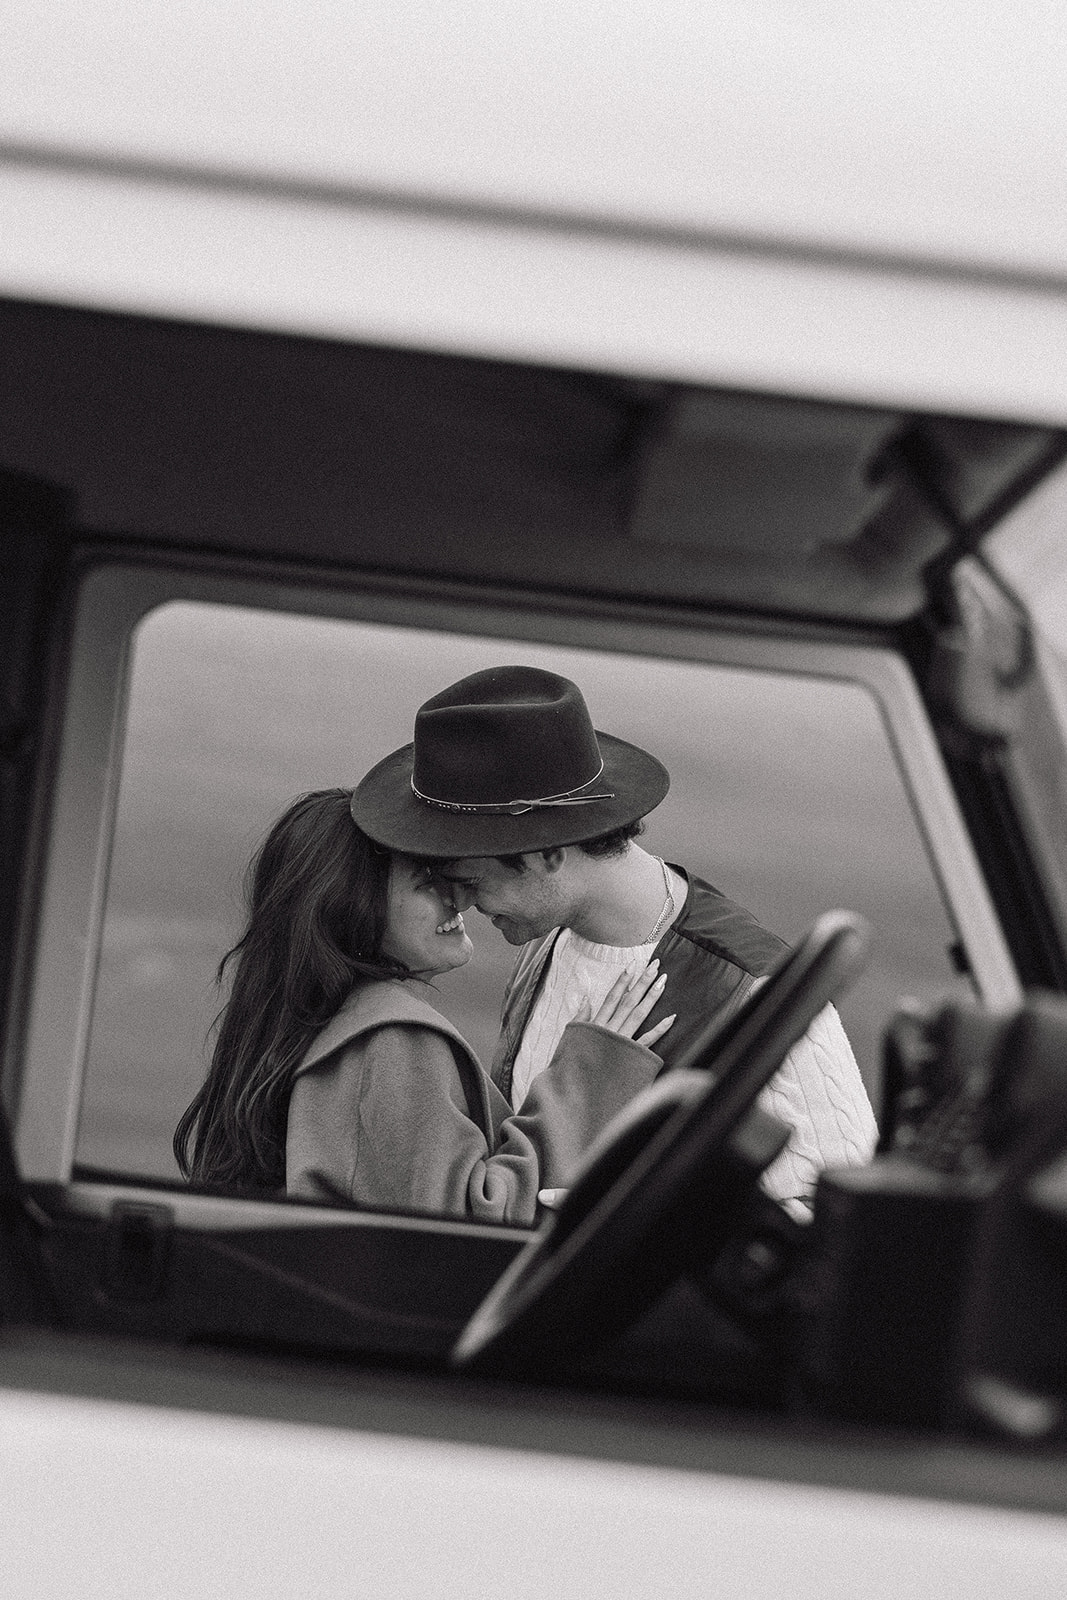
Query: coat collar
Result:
<box><xmin>295</xmin><ymin>978</ymin><xmax>479</xmax><ymax>1078</ymax></box>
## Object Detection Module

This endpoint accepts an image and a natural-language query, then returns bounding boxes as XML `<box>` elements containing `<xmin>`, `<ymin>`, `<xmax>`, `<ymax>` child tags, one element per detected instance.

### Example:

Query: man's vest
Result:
<box><xmin>489</xmin><ymin>867</ymin><xmax>788</xmax><ymax>1104</ymax></box>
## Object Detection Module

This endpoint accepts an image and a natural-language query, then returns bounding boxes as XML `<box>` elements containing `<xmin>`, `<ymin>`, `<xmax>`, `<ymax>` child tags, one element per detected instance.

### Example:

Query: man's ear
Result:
<box><xmin>538</xmin><ymin>846</ymin><xmax>567</xmax><ymax>874</ymax></box>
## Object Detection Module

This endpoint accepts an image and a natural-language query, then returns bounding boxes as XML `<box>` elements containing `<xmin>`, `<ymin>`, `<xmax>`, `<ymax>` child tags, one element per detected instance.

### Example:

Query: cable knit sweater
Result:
<box><xmin>490</xmin><ymin>869</ymin><xmax>878</xmax><ymax>1212</ymax></box>
<box><xmin>751</xmin><ymin>992</ymin><xmax>876</xmax><ymax>1210</ymax></box>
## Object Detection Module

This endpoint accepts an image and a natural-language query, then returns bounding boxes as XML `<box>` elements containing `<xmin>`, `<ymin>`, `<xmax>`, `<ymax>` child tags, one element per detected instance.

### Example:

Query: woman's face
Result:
<box><xmin>380</xmin><ymin>856</ymin><xmax>474</xmax><ymax>975</ymax></box>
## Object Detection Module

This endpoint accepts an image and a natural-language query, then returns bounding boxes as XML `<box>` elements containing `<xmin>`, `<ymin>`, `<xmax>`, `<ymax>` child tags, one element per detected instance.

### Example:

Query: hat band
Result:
<box><xmin>410</xmin><ymin>761</ymin><xmax>615</xmax><ymax>817</ymax></box>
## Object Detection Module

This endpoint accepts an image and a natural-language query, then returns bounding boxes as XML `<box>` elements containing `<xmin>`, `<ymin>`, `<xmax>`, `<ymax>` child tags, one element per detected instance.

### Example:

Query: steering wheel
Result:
<box><xmin>452</xmin><ymin>909</ymin><xmax>871</xmax><ymax>1380</ymax></box>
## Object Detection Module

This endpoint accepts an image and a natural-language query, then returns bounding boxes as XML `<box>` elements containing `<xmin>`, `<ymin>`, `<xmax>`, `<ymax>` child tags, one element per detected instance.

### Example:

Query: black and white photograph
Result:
<box><xmin>2</xmin><ymin>4</ymin><xmax>1067</xmax><ymax>1596</ymax></box>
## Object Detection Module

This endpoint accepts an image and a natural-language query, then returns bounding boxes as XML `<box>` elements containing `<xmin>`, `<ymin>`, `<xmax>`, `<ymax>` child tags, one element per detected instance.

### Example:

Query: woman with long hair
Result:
<box><xmin>174</xmin><ymin>789</ymin><xmax>672</xmax><ymax>1223</ymax></box>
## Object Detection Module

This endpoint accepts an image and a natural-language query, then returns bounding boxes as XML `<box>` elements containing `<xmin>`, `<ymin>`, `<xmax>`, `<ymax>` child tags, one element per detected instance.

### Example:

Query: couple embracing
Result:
<box><xmin>176</xmin><ymin>666</ymin><xmax>876</xmax><ymax>1223</ymax></box>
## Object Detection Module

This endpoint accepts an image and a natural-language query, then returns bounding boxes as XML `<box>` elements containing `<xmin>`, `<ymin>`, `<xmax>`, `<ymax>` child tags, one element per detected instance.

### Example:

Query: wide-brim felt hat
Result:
<box><xmin>351</xmin><ymin>665</ymin><xmax>669</xmax><ymax>857</ymax></box>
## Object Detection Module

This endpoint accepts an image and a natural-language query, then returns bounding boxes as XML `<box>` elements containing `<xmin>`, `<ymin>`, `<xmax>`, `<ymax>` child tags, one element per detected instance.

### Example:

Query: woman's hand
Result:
<box><xmin>584</xmin><ymin>960</ymin><xmax>675</xmax><ymax>1049</ymax></box>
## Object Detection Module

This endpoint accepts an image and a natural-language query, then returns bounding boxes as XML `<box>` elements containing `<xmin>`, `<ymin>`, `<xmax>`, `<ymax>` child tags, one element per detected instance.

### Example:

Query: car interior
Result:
<box><xmin>3</xmin><ymin>293</ymin><xmax>1067</xmax><ymax>1448</ymax></box>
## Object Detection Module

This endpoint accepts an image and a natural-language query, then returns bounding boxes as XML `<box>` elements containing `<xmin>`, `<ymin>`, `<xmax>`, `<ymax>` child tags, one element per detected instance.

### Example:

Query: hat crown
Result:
<box><xmin>412</xmin><ymin>666</ymin><xmax>603</xmax><ymax>808</ymax></box>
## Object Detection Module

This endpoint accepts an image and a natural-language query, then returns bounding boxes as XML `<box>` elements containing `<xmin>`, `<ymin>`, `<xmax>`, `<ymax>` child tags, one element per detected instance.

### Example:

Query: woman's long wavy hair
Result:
<box><xmin>173</xmin><ymin>789</ymin><xmax>411</xmax><ymax>1192</ymax></box>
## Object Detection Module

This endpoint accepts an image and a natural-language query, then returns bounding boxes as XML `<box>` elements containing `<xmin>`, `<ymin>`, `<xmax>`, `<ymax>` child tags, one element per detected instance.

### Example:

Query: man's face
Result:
<box><xmin>434</xmin><ymin>853</ymin><xmax>566</xmax><ymax>946</ymax></box>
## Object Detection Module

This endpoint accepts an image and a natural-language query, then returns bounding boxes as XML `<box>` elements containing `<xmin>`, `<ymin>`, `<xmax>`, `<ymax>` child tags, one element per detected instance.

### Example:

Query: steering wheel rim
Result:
<box><xmin>452</xmin><ymin>909</ymin><xmax>871</xmax><ymax>1379</ymax></box>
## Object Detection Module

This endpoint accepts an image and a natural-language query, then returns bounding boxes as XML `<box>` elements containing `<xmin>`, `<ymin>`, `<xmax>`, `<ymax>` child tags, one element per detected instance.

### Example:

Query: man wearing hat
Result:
<box><xmin>352</xmin><ymin>665</ymin><xmax>877</xmax><ymax>1209</ymax></box>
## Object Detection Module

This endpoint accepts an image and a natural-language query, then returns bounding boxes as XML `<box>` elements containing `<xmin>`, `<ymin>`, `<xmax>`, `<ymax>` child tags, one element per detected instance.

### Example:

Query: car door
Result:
<box><xmin>2</xmin><ymin>311</ymin><xmax>1063</xmax><ymax>1374</ymax></box>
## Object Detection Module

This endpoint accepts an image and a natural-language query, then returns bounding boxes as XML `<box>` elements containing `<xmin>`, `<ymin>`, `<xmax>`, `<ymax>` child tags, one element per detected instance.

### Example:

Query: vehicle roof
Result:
<box><xmin>1</xmin><ymin>298</ymin><xmax>1064</xmax><ymax>627</ymax></box>
<box><xmin>2</xmin><ymin>5</ymin><xmax>1066</xmax><ymax>623</ymax></box>
<box><xmin>4</xmin><ymin>2</ymin><xmax>1067</xmax><ymax>283</ymax></box>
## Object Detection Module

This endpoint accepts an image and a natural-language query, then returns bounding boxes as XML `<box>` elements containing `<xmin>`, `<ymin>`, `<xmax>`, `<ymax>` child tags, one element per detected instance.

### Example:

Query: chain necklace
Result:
<box><xmin>642</xmin><ymin>857</ymin><xmax>675</xmax><ymax>945</ymax></box>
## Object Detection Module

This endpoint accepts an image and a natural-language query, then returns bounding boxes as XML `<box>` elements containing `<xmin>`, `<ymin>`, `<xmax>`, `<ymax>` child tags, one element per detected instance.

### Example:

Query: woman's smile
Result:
<box><xmin>381</xmin><ymin>857</ymin><xmax>473</xmax><ymax>974</ymax></box>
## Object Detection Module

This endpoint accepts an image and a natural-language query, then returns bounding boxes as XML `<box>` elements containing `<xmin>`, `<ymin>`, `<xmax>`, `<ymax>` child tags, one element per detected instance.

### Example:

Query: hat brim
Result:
<box><xmin>351</xmin><ymin>731</ymin><xmax>669</xmax><ymax>858</ymax></box>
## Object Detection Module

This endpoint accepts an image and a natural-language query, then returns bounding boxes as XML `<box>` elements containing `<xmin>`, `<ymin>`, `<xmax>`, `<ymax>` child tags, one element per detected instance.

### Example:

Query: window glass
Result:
<box><xmin>984</xmin><ymin>456</ymin><xmax>1067</xmax><ymax>732</ymax></box>
<box><xmin>984</xmin><ymin>457</ymin><xmax>1067</xmax><ymax>662</ymax></box>
<box><xmin>75</xmin><ymin>600</ymin><xmax>966</xmax><ymax>1182</ymax></box>
<box><xmin>981</xmin><ymin>459</ymin><xmax>1067</xmax><ymax>955</ymax></box>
